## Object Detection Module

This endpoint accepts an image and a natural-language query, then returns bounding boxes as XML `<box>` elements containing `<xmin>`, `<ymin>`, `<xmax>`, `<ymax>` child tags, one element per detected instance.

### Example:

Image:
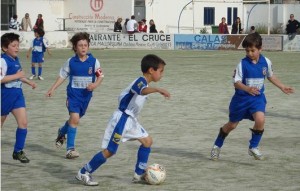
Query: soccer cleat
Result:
<box><xmin>66</xmin><ymin>149</ymin><xmax>79</xmax><ymax>159</ymax></box>
<box><xmin>248</xmin><ymin>147</ymin><xmax>264</xmax><ymax>160</ymax></box>
<box><xmin>38</xmin><ymin>76</ymin><xmax>44</xmax><ymax>80</ymax></box>
<box><xmin>29</xmin><ymin>75</ymin><xmax>36</xmax><ymax>80</ymax></box>
<box><xmin>132</xmin><ymin>172</ymin><xmax>146</xmax><ymax>183</ymax></box>
<box><xmin>75</xmin><ymin>170</ymin><xmax>99</xmax><ymax>186</ymax></box>
<box><xmin>55</xmin><ymin>128</ymin><xmax>66</xmax><ymax>148</ymax></box>
<box><xmin>12</xmin><ymin>150</ymin><xmax>30</xmax><ymax>163</ymax></box>
<box><xmin>211</xmin><ymin>145</ymin><xmax>221</xmax><ymax>161</ymax></box>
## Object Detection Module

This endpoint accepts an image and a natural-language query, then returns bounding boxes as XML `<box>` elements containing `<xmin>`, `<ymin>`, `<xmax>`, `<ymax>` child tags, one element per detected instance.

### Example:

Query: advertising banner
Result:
<box><xmin>174</xmin><ymin>34</ymin><xmax>283</xmax><ymax>51</ymax></box>
<box><xmin>86</xmin><ymin>33</ymin><xmax>174</xmax><ymax>49</ymax></box>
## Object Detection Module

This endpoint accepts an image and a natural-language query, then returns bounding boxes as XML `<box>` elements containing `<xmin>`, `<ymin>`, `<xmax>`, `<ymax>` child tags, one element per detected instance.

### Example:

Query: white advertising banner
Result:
<box><xmin>87</xmin><ymin>33</ymin><xmax>174</xmax><ymax>49</ymax></box>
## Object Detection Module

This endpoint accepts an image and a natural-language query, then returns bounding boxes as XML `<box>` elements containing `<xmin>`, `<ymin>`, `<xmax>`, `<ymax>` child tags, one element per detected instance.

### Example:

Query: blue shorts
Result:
<box><xmin>1</xmin><ymin>88</ymin><xmax>26</xmax><ymax>116</ymax></box>
<box><xmin>66</xmin><ymin>96</ymin><xmax>92</xmax><ymax>118</ymax></box>
<box><xmin>229</xmin><ymin>94</ymin><xmax>266</xmax><ymax>122</ymax></box>
<box><xmin>32</xmin><ymin>52</ymin><xmax>44</xmax><ymax>63</ymax></box>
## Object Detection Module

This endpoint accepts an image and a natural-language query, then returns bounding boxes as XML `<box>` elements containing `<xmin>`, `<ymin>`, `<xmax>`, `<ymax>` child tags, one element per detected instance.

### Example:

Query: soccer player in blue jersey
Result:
<box><xmin>27</xmin><ymin>28</ymin><xmax>51</xmax><ymax>80</ymax></box>
<box><xmin>46</xmin><ymin>32</ymin><xmax>104</xmax><ymax>159</ymax></box>
<box><xmin>211</xmin><ymin>32</ymin><xmax>294</xmax><ymax>161</ymax></box>
<box><xmin>75</xmin><ymin>54</ymin><xmax>171</xmax><ymax>186</ymax></box>
<box><xmin>1</xmin><ymin>32</ymin><xmax>37</xmax><ymax>163</ymax></box>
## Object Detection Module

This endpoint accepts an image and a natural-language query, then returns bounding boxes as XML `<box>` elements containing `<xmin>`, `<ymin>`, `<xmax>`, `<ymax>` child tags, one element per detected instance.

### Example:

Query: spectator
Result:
<box><xmin>231</xmin><ymin>17</ymin><xmax>243</xmax><ymax>34</ymax></box>
<box><xmin>149</xmin><ymin>19</ymin><xmax>158</xmax><ymax>33</ymax></box>
<box><xmin>126</xmin><ymin>15</ymin><xmax>138</xmax><ymax>34</ymax></box>
<box><xmin>250</xmin><ymin>26</ymin><xmax>256</xmax><ymax>34</ymax></box>
<box><xmin>34</xmin><ymin>14</ymin><xmax>44</xmax><ymax>30</ymax></box>
<box><xmin>218</xmin><ymin>17</ymin><xmax>229</xmax><ymax>34</ymax></box>
<box><xmin>114</xmin><ymin>18</ymin><xmax>122</xmax><ymax>32</ymax></box>
<box><xmin>21</xmin><ymin>13</ymin><xmax>33</xmax><ymax>31</ymax></box>
<box><xmin>9</xmin><ymin>15</ymin><xmax>20</xmax><ymax>31</ymax></box>
<box><xmin>122</xmin><ymin>18</ymin><xmax>129</xmax><ymax>34</ymax></box>
<box><xmin>138</xmin><ymin>19</ymin><xmax>147</xmax><ymax>33</ymax></box>
<box><xmin>286</xmin><ymin>14</ymin><xmax>300</xmax><ymax>40</ymax></box>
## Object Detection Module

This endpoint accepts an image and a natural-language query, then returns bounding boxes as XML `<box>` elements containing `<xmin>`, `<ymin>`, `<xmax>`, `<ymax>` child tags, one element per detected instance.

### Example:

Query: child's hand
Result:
<box><xmin>16</xmin><ymin>70</ymin><xmax>26</xmax><ymax>79</ymax></box>
<box><xmin>247</xmin><ymin>87</ymin><xmax>260</xmax><ymax>96</ymax></box>
<box><xmin>281</xmin><ymin>86</ymin><xmax>294</xmax><ymax>94</ymax></box>
<box><xmin>30</xmin><ymin>81</ymin><xmax>37</xmax><ymax>89</ymax></box>
<box><xmin>46</xmin><ymin>89</ymin><xmax>54</xmax><ymax>97</ymax></box>
<box><xmin>86</xmin><ymin>83</ymin><xmax>97</xmax><ymax>91</ymax></box>
<box><xmin>158</xmin><ymin>88</ymin><xmax>171</xmax><ymax>99</ymax></box>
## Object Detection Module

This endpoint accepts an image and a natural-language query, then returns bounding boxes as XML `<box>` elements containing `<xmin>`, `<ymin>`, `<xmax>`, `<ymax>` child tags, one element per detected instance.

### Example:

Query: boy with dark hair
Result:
<box><xmin>75</xmin><ymin>54</ymin><xmax>170</xmax><ymax>186</ymax></box>
<box><xmin>46</xmin><ymin>32</ymin><xmax>104</xmax><ymax>159</ymax></box>
<box><xmin>210</xmin><ymin>32</ymin><xmax>294</xmax><ymax>161</ymax></box>
<box><xmin>27</xmin><ymin>28</ymin><xmax>51</xmax><ymax>80</ymax></box>
<box><xmin>1</xmin><ymin>32</ymin><xmax>37</xmax><ymax>163</ymax></box>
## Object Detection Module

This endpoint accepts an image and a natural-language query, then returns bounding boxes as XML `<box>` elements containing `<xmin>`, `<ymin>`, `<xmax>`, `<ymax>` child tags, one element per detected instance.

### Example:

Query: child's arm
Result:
<box><xmin>141</xmin><ymin>87</ymin><xmax>171</xmax><ymax>99</ymax></box>
<box><xmin>234</xmin><ymin>81</ymin><xmax>260</xmax><ymax>96</ymax></box>
<box><xmin>46</xmin><ymin>48</ymin><xmax>51</xmax><ymax>56</ymax></box>
<box><xmin>20</xmin><ymin>77</ymin><xmax>37</xmax><ymax>89</ymax></box>
<box><xmin>267</xmin><ymin>75</ymin><xmax>294</xmax><ymax>94</ymax></box>
<box><xmin>46</xmin><ymin>76</ymin><xmax>66</xmax><ymax>97</ymax></box>
<box><xmin>86</xmin><ymin>68</ymin><xmax>104</xmax><ymax>91</ymax></box>
<box><xmin>26</xmin><ymin>47</ymin><xmax>32</xmax><ymax>59</ymax></box>
<box><xmin>1</xmin><ymin>70</ymin><xmax>25</xmax><ymax>84</ymax></box>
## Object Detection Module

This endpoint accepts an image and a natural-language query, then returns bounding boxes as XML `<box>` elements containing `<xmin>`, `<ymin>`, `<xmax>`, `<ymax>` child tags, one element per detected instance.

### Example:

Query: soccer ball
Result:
<box><xmin>145</xmin><ymin>163</ymin><xmax>166</xmax><ymax>185</ymax></box>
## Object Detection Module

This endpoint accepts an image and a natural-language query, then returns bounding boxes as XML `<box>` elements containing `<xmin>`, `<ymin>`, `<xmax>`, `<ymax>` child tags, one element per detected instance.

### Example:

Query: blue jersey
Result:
<box><xmin>1</xmin><ymin>53</ymin><xmax>22</xmax><ymax>89</ymax></box>
<box><xmin>233</xmin><ymin>55</ymin><xmax>273</xmax><ymax>97</ymax></box>
<box><xmin>229</xmin><ymin>55</ymin><xmax>273</xmax><ymax>122</ymax></box>
<box><xmin>1</xmin><ymin>53</ymin><xmax>25</xmax><ymax>116</ymax></box>
<box><xmin>118</xmin><ymin>76</ymin><xmax>148</xmax><ymax>118</ymax></box>
<box><xmin>59</xmin><ymin>53</ymin><xmax>99</xmax><ymax>101</ymax></box>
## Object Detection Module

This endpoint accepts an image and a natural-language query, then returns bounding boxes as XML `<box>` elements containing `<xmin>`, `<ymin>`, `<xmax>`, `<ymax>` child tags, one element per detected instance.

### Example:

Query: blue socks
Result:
<box><xmin>14</xmin><ymin>128</ymin><xmax>27</xmax><ymax>152</ymax></box>
<box><xmin>59</xmin><ymin>121</ymin><xmax>69</xmax><ymax>136</ymax></box>
<box><xmin>38</xmin><ymin>67</ymin><xmax>42</xmax><ymax>76</ymax></box>
<box><xmin>31</xmin><ymin>67</ymin><xmax>36</xmax><ymax>75</ymax></box>
<box><xmin>135</xmin><ymin>145</ymin><xmax>151</xmax><ymax>175</ymax></box>
<box><xmin>249</xmin><ymin>129</ymin><xmax>264</xmax><ymax>148</ymax></box>
<box><xmin>81</xmin><ymin>152</ymin><xmax>107</xmax><ymax>174</ymax></box>
<box><xmin>66</xmin><ymin>125</ymin><xmax>77</xmax><ymax>150</ymax></box>
<box><xmin>214</xmin><ymin>128</ymin><xmax>228</xmax><ymax>148</ymax></box>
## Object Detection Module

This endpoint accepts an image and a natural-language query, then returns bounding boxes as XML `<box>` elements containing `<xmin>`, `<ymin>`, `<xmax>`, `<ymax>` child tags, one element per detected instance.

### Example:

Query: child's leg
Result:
<box><xmin>31</xmin><ymin>63</ymin><xmax>36</xmax><ymax>76</ymax></box>
<box><xmin>81</xmin><ymin>149</ymin><xmax>112</xmax><ymax>174</ymax></box>
<box><xmin>135</xmin><ymin>136</ymin><xmax>152</xmax><ymax>175</ymax></box>
<box><xmin>1</xmin><ymin>116</ymin><xmax>7</xmax><ymax>128</ymax></box>
<box><xmin>249</xmin><ymin>112</ymin><xmax>265</xmax><ymax>148</ymax></box>
<box><xmin>213</xmin><ymin>122</ymin><xmax>238</xmax><ymax>147</ymax></box>
<box><xmin>38</xmin><ymin>63</ymin><xmax>42</xmax><ymax>76</ymax></box>
<box><xmin>66</xmin><ymin>113</ymin><xmax>80</xmax><ymax>150</ymax></box>
<box><xmin>12</xmin><ymin>108</ymin><xmax>28</xmax><ymax>152</ymax></box>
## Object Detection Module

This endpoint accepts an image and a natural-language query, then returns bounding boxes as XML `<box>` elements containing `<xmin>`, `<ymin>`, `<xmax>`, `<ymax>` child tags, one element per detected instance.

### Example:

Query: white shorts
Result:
<box><xmin>101</xmin><ymin>110</ymin><xmax>148</xmax><ymax>152</ymax></box>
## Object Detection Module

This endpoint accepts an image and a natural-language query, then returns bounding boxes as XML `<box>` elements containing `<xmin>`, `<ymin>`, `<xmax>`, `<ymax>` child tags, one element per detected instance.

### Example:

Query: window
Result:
<box><xmin>1</xmin><ymin>0</ymin><xmax>17</xmax><ymax>30</ymax></box>
<box><xmin>227</xmin><ymin>7</ymin><xmax>238</xmax><ymax>25</ymax></box>
<box><xmin>204</xmin><ymin>7</ymin><xmax>215</xmax><ymax>25</ymax></box>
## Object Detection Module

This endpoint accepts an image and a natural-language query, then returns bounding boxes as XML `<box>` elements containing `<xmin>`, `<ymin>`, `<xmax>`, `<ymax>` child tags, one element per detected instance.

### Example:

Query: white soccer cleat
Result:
<box><xmin>29</xmin><ymin>75</ymin><xmax>36</xmax><ymax>80</ymax></box>
<box><xmin>75</xmin><ymin>170</ymin><xmax>99</xmax><ymax>186</ymax></box>
<box><xmin>38</xmin><ymin>76</ymin><xmax>44</xmax><ymax>80</ymax></box>
<box><xmin>132</xmin><ymin>172</ymin><xmax>145</xmax><ymax>183</ymax></box>
<box><xmin>211</xmin><ymin>145</ymin><xmax>221</xmax><ymax>161</ymax></box>
<box><xmin>66</xmin><ymin>149</ymin><xmax>79</xmax><ymax>159</ymax></box>
<box><xmin>248</xmin><ymin>147</ymin><xmax>264</xmax><ymax>160</ymax></box>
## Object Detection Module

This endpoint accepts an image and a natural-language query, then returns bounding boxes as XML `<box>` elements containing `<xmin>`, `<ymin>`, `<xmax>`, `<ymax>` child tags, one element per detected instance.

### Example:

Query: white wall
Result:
<box><xmin>145</xmin><ymin>0</ymin><xmax>243</xmax><ymax>34</ymax></box>
<box><xmin>17</xmin><ymin>0</ymin><xmax>64</xmax><ymax>31</ymax></box>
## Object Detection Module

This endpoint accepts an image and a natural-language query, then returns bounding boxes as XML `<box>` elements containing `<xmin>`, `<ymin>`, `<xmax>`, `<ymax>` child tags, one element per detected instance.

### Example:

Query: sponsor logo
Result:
<box><xmin>112</xmin><ymin>133</ymin><xmax>121</xmax><ymax>144</ymax></box>
<box><xmin>262</xmin><ymin>67</ymin><xmax>267</xmax><ymax>76</ymax></box>
<box><xmin>88</xmin><ymin>67</ymin><xmax>93</xmax><ymax>75</ymax></box>
<box><xmin>137</xmin><ymin>81</ymin><xmax>144</xmax><ymax>89</ymax></box>
<box><xmin>90</xmin><ymin>0</ymin><xmax>103</xmax><ymax>12</ymax></box>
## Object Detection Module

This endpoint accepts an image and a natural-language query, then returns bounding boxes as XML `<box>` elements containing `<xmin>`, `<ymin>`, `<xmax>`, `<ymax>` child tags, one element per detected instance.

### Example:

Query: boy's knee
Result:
<box><xmin>142</xmin><ymin>136</ymin><xmax>153</xmax><ymax>148</ymax></box>
<box><xmin>103</xmin><ymin>149</ymin><xmax>114</xmax><ymax>158</ymax></box>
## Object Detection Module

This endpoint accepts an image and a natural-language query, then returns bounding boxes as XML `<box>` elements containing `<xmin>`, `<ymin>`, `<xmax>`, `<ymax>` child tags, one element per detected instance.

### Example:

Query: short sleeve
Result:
<box><xmin>131</xmin><ymin>77</ymin><xmax>148</xmax><ymax>95</ymax></box>
<box><xmin>265</xmin><ymin>57</ymin><xmax>273</xmax><ymax>78</ymax></box>
<box><xmin>0</xmin><ymin>58</ymin><xmax>8</xmax><ymax>80</ymax></box>
<box><xmin>233</xmin><ymin>61</ymin><xmax>243</xmax><ymax>83</ymax></box>
<box><xmin>59</xmin><ymin>58</ymin><xmax>71</xmax><ymax>79</ymax></box>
